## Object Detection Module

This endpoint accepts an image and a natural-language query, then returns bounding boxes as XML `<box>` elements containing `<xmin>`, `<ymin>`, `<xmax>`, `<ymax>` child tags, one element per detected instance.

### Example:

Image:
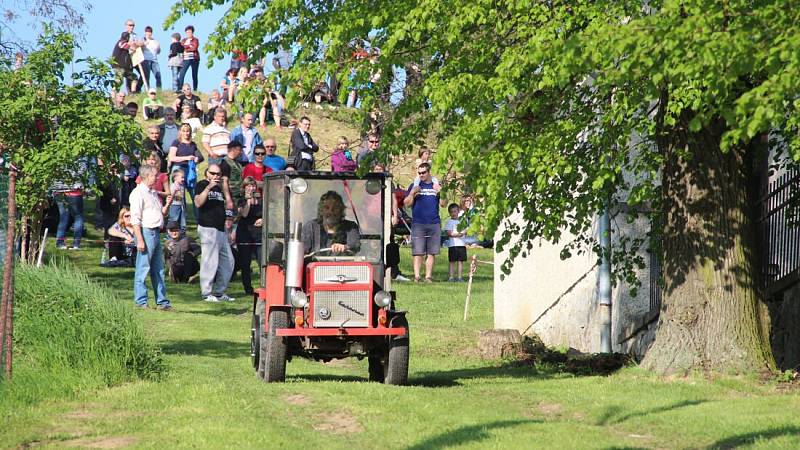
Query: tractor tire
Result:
<box><xmin>368</xmin><ymin>356</ymin><xmax>385</xmax><ymax>382</ymax></box>
<box><xmin>262</xmin><ymin>308</ymin><xmax>289</xmax><ymax>382</ymax></box>
<box><xmin>384</xmin><ymin>316</ymin><xmax>409</xmax><ymax>385</ymax></box>
<box><xmin>251</xmin><ymin>313</ymin><xmax>261</xmax><ymax>372</ymax></box>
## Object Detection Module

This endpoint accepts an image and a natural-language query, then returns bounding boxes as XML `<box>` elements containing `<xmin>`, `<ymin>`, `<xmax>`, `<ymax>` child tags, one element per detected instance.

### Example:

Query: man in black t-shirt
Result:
<box><xmin>172</xmin><ymin>84</ymin><xmax>203</xmax><ymax>118</ymax></box>
<box><xmin>195</xmin><ymin>164</ymin><xmax>235</xmax><ymax>302</ymax></box>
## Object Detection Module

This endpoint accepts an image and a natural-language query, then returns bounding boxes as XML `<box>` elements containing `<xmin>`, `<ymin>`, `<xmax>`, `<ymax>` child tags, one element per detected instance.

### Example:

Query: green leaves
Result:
<box><xmin>0</xmin><ymin>29</ymin><xmax>141</xmax><ymax>216</ymax></box>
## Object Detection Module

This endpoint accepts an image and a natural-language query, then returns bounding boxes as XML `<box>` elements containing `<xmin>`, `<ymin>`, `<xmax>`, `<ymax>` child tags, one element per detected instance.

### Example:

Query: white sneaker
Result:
<box><xmin>218</xmin><ymin>294</ymin><xmax>235</xmax><ymax>302</ymax></box>
<box><xmin>203</xmin><ymin>295</ymin><xmax>220</xmax><ymax>302</ymax></box>
<box><xmin>394</xmin><ymin>274</ymin><xmax>410</xmax><ymax>282</ymax></box>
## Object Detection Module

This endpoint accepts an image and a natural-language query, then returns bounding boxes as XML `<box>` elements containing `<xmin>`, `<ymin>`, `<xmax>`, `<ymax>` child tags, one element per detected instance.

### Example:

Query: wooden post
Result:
<box><xmin>463</xmin><ymin>254</ymin><xmax>477</xmax><ymax>321</ymax></box>
<box><xmin>1</xmin><ymin>168</ymin><xmax>16</xmax><ymax>380</ymax></box>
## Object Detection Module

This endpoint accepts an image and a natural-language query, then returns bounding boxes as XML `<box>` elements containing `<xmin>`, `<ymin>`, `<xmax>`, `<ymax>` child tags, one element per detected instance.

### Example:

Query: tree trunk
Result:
<box><xmin>642</xmin><ymin>122</ymin><xmax>774</xmax><ymax>374</ymax></box>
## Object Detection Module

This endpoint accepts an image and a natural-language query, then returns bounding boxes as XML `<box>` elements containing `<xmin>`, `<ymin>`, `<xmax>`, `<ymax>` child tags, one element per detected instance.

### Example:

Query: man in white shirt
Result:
<box><xmin>130</xmin><ymin>164</ymin><xmax>173</xmax><ymax>311</ymax></box>
<box><xmin>142</xmin><ymin>26</ymin><xmax>162</xmax><ymax>90</ymax></box>
<box><xmin>202</xmin><ymin>108</ymin><xmax>231</xmax><ymax>165</ymax></box>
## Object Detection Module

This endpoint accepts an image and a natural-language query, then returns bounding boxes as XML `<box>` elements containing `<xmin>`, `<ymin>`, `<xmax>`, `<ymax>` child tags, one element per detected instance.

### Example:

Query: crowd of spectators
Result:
<box><xmin>46</xmin><ymin>20</ymin><xmax>493</xmax><ymax>310</ymax></box>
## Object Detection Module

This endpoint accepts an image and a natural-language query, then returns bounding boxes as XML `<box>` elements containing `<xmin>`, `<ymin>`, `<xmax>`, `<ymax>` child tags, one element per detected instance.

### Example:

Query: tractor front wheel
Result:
<box><xmin>384</xmin><ymin>316</ymin><xmax>409</xmax><ymax>385</ymax></box>
<box><xmin>261</xmin><ymin>308</ymin><xmax>288</xmax><ymax>382</ymax></box>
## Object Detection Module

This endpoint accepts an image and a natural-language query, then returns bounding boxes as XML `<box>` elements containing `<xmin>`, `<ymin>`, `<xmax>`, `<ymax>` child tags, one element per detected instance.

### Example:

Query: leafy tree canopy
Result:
<box><xmin>167</xmin><ymin>0</ymin><xmax>800</xmax><ymax>280</ymax></box>
<box><xmin>0</xmin><ymin>27</ymin><xmax>142</xmax><ymax>217</ymax></box>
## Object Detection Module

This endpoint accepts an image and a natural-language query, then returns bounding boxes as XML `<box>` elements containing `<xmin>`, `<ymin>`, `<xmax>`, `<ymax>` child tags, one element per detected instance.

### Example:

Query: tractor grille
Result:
<box><xmin>313</xmin><ymin>290</ymin><xmax>370</xmax><ymax>327</ymax></box>
<box><xmin>313</xmin><ymin>265</ymin><xmax>372</xmax><ymax>285</ymax></box>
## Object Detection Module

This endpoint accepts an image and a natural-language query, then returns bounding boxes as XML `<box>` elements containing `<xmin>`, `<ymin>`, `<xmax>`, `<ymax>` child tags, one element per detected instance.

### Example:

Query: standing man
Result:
<box><xmin>141</xmin><ymin>26</ymin><xmax>162</xmax><ymax>90</ymax></box>
<box><xmin>130</xmin><ymin>164</ymin><xmax>173</xmax><ymax>310</ymax></box>
<box><xmin>261</xmin><ymin>138</ymin><xmax>286</xmax><ymax>172</ymax></box>
<box><xmin>404</xmin><ymin>162</ymin><xmax>442</xmax><ymax>282</ymax></box>
<box><xmin>195</xmin><ymin>164</ymin><xmax>235</xmax><ymax>303</ymax></box>
<box><xmin>202</xmin><ymin>108</ymin><xmax>230</xmax><ymax>165</ymax></box>
<box><xmin>242</xmin><ymin>143</ymin><xmax>274</xmax><ymax>188</ymax></box>
<box><xmin>220</xmin><ymin>140</ymin><xmax>244</xmax><ymax>205</ymax></box>
<box><xmin>159</xmin><ymin>107</ymin><xmax>179</xmax><ymax>155</ymax></box>
<box><xmin>289</xmin><ymin>116</ymin><xmax>318</xmax><ymax>171</ymax></box>
<box><xmin>230</xmin><ymin>112</ymin><xmax>263</xmax><ymax>163</ymax></box>
<box><xmin>356</xmin><ymin>132</ymin><xmax>382</xmax><ymax>168</ymax></box>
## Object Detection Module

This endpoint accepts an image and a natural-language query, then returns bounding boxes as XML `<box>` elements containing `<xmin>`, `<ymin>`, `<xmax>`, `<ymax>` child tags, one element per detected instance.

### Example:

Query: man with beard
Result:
<box><xmin>302</xmin><ymin>191</ymin><xmax>360</xmax><ymax>255</ymax></box>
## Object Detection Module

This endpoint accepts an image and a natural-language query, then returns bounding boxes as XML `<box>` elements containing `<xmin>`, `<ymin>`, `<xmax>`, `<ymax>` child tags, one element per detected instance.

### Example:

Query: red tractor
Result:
<box><xmin>251</xmin><ymin>172</ymin><xmax>409</xmax><ymax>384</ymax></box>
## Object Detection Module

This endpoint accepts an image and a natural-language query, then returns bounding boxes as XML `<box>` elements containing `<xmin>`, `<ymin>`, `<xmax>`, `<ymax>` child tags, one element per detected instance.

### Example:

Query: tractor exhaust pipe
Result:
<box><xmin>286</xmin><ymin>222</ymin><xmax>304</xmax><ymax>289</ymax></box>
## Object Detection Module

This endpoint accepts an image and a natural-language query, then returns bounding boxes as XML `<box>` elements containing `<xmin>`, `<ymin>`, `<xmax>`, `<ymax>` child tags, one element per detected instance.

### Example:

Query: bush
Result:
<box><xmin>0</xmin><ymin>263</ymin><xmax>164</xmax><ymax>407</ymax></box>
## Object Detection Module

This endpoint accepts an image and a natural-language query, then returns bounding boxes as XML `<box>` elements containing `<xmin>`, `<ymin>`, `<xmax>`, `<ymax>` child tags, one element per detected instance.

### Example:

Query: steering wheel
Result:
<box><xmin>308</xmin><ymin>247</ymin><xmax>355</xmax><ymax>257</ymax></box>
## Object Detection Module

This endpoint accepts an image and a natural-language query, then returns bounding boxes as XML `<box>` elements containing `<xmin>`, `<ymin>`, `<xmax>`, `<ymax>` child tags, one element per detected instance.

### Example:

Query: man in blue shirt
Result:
<box><xmin>404</xmin><ymin>162</ymin><xmax>442</xmax><ymax>282</ymax></box>
<box><xmin>229</xmin><ymin>113</ymin><xmax>263</xmax><ymax>163</ymax></box>
<box><xmin>262</xmin><ymin>137</ymin><xmax>287</xmax><ymax>171</ymax></box>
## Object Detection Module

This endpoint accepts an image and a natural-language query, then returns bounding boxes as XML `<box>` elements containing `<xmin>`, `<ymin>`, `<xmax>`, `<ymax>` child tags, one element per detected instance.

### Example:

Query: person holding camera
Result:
<box><xmin>196</xmin><ymin>164</ymin><xmax>235</xmax><ymax>303</ymax></box>
<box><xmin>236</xmin><ymin>177</ymin><xmax>263</xmax><ymax>295</ymax></box>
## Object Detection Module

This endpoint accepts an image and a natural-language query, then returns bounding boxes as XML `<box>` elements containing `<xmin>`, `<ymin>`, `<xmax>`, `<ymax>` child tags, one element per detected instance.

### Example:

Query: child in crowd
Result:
<box><xmin>167</xmin><ymin>33</ymin><xmax>184</xmax><ymax>93</ymax></box>
<box><xmin>444</xmin><ymin>203</ymin><xmax>467</xmax><ymax>282</ymax></box>
<box><xmin>163</xmin><ymin>220</ymin><xmax>201</xmax><ymax>282</ymax></box>
<box><xmin>205</xmin><ymin>89</ymin><xmax>224</xmax><ymax>124</ymax></box>
<box><xmin>119</xmin><ymin>154</ymin><xmax>138</xmax><ymax>209</ymax></box>
<box><xmin>412</xmin><ymin>147</ymin><xmax>439</xmax><ymax>188</ymax></box>
<box><xmin>168</xmin><ymin>168</ymin><xmax>186</xmax><ymax>232</ymax></box>
<box><xmin>331</xmin><ymin>136</ymin><xmax>357</xmax><ymax>172</ymax></box>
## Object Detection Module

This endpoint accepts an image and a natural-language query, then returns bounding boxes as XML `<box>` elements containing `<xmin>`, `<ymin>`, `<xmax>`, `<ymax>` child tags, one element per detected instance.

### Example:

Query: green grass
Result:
<box><xmin>0</xmin><ymin>262</ymin><xmax>164</xmax><ymax>411</ymax></box>
<box><xmin>2</xmin><ymin>222</ymin><xmax>800</xmax><ymax>448</ymax></box>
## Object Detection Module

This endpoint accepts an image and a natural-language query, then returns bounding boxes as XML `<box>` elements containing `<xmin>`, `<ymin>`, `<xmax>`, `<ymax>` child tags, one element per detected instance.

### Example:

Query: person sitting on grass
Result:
<box><xmin>163</xmin><ymin>220</ymin><xmax>201</xmax><ymax>283</ymax></box>
<box><xmin>444</xmin><ymin>203</ymin><xmax>467</xmax><ymax>282</ymax></box>
<box><xmin>142</xmin><ymin>88</ymin><xmax>164</xmax><ymax>120</ymax></box>
<box><xmin>105</xmin><ymin>207</ymin><xmax>136</xmax><ymax>266</ymax></box>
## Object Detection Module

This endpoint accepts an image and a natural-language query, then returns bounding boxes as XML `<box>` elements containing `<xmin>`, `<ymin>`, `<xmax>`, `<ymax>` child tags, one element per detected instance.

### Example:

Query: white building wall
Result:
<box><xmin>494</xmin><ymin>211</ymin><xmax>655</xmax><ymax>356</ymax></box>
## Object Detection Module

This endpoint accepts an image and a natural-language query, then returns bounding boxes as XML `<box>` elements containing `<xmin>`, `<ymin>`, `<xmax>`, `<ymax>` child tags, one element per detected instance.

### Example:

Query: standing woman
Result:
<box><xmin>169</xmin><ymin>123</ymin><xmax>204</xmax><ymax>220</ymax></box>
<box><xmin>236</xmin><ymin>177</ymin><xmax>262</xmax><ymax>295</ymax></box>
<box><xmin>178</xmin><ymin>25</ymin><xmax>200</xmax><ymax>91</ymax></box>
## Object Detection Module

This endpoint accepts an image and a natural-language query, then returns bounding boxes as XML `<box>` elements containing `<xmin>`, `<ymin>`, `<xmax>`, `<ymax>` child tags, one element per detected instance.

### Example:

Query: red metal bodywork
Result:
<box><xmin>259</xmin><ymin>261</ymin><xmax>407</xmax><ymax>337</ymax></box>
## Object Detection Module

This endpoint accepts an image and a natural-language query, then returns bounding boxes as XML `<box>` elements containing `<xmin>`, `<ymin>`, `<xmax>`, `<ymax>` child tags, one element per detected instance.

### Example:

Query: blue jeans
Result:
<box><xmin>142</xmin><ymin>60</ymin><xmax>162</xmax><ymax>90</ymax></box>
<box><xmin>170</xmin><ymin>66</ymin><xmax>181</xmax><ymax>92</ymax></box>
<box><xmin>55</xmin><ymin>194</ymin><xmax>84</xmax><ymax>248</ymax></box>
<box><xmin>134</xmin><ymin>227</ymin><xmax>170</xmax><ymax>307</ymax></box>
<box><xmin>178</xmin><ymin>59</ymin><xmax>199</xmax><ymax>91</ymax></box>
<box><xmin>167</xmin><ymin>203</ymin><xmax>186</xmax><ymax>231</ymax></box>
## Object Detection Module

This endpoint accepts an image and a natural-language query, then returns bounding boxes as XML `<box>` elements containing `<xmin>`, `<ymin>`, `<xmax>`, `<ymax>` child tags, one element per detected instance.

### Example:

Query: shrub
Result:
<box><xmin>0</xmin><ymin>263</ymin><xmax>164</xmax><ymax>407</ymax></box>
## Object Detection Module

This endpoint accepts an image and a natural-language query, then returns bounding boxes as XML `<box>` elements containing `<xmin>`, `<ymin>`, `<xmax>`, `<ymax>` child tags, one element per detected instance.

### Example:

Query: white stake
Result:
<box><xmin>37</xmin><ymin>228</ymin><xmax>48</xmax><ymax>267</ymax></box>
<box><xmin>463</xmin><ymin>254</ymin><xmax>477</xmax><ymax>321</ymax></box>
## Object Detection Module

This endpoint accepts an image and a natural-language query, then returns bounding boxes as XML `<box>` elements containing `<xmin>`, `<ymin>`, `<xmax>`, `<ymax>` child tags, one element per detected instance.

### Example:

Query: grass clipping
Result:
<box><xmin>1</xmin><ymin>263</ymin><xmax>164</xmax><ymax>406</ymax></box>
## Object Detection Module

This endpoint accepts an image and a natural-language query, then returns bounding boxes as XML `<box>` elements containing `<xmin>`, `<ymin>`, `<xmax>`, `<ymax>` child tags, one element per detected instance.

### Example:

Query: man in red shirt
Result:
<box><xmin>242</xmin><ymin>143</ymin><xmax>273</xmax><ymax>189</ymax></box>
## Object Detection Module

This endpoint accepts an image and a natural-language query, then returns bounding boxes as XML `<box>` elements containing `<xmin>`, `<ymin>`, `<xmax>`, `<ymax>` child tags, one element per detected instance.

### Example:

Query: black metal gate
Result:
<box><xmin>758</xmin><ymin>167</ymin><xmax>800</xmax><ymax>296</ymax></box>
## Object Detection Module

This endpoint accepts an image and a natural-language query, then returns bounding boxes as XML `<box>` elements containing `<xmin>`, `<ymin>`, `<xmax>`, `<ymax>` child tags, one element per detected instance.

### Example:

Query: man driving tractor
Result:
<box><xmin>301</xmin><ymin>190</ymin><xmax>360</xmax><ymax>255</ymax></box>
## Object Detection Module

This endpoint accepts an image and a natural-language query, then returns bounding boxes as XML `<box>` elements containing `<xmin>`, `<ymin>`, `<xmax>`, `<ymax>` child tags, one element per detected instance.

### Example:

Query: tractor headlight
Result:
<box><xmin>288</xmin><ymin>177</ymin><xmax>308</xmax><ymax>194</ymax></box>
<box><xmin>374</xmin><ymin>290</ymin><xmax>392</xmax><ymax>308</ymax></box>
<box><xmin>290</xmin><ymin>290</ymin><xmax>308</xmax><ymax>308</ymax></box>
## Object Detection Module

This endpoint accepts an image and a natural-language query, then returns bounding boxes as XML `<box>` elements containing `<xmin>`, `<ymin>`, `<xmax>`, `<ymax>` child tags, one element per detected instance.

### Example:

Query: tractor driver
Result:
<box><xmin>302</xmin><ymin>190</ymin><xmax>360</xmax><ymax>255</ymax></box>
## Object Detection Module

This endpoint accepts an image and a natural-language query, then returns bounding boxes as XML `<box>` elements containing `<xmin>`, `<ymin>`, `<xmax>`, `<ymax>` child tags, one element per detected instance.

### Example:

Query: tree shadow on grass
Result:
<box><xmin>183</xmin><ymin>306</ymin><xmax>251</xmax><ymax>317</ymax></box>
<box><xmin>160</xmin><ymin>339</ymin><xmax>249</xmax><ymax>359</ymax></box>
<box><xmin>708</xmin><ymin>426</ymin><xmax>800</xmax><ymax>449</ymax></box>
<box><xmin>406</xmin><ymin>419</ymin><xmax>539</xmax><ymax>450</ymax></box>
<box><xmin>595</xmin><ymin>399</ymin><xmax>706</xmax><ymax>426</ymax></box>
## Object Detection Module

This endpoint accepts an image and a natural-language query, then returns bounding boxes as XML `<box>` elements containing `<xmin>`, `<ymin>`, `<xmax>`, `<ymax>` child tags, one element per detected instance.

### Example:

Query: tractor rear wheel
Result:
<box><xmin>262</xmin><ymin>308</ymin><xmax>288</xmax><ymax>382</ymax></box>
<box><xmin>384</xmin><ymin>316</ymin><xmax>409</xmax><ymax>385</ymax></box>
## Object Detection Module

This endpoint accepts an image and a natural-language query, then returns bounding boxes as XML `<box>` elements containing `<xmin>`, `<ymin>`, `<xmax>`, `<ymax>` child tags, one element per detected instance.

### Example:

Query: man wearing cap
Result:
<box><xmin>195</xmin><ymin>164</ymin><xmax>235</xmax><ymax>302</ymax></box>
<box><xmin>164</xmin><ymin>220</ymin><xmax>201</xmax><ymax>283</ymax></box>
<box><xmin>142</xmin><ymin>88</ymin><xmax>164</xmax><ymax>120</ymax></box>
<box><xmin>219</xmin><ymin>140</ymin><xmax>244</xmax><ymax>205</ymax></box>
<box><xmin>130</xmin><ymin>164</ymin><xmax>173</xmax><ymax>310</ymax></box>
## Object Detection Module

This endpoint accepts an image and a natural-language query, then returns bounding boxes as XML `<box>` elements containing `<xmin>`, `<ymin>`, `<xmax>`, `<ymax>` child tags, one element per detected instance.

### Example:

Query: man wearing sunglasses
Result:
<box><xmin>404</xmin><ymin>162</ymin><xmax>442</xmax><ymax>283</ymax></box>
<box><xmin>195</xmin><ymin>164</ymin><xmax>235</xmax><ymax>303</ymax></box>
<box><xmin>242</xmin><ymin>143</ymin><xmax>275</xmax><ymax>188</ymax></box>
<box><xmin>356</xmin><ymin>132</ymin><xmax>382</xmax><ymax>168</ymax></box>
